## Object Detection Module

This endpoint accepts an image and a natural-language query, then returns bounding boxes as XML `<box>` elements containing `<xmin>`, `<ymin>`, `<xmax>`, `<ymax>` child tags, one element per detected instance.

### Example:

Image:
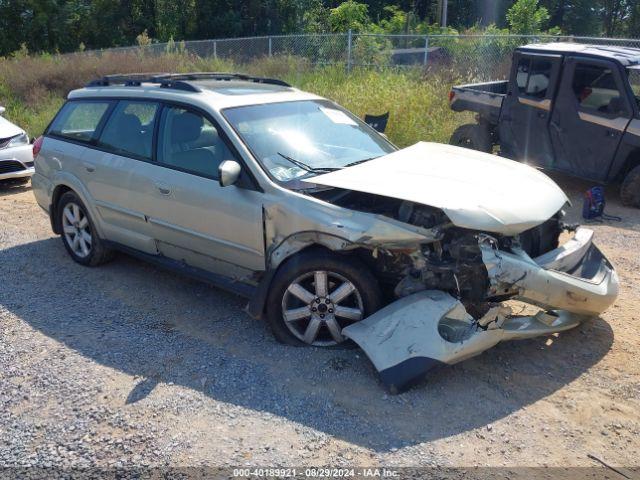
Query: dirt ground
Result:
<box><xmin>0</xmin><ymin>172</ymin><xmax>639</xmax><ymax>474</ymax></box>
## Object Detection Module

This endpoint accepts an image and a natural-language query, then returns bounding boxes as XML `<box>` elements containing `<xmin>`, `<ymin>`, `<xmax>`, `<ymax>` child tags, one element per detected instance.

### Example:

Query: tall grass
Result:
<box><xmin>0</xmin><ymin>51</ymin><xmax>473</xmax><ymax>144</ymax></box>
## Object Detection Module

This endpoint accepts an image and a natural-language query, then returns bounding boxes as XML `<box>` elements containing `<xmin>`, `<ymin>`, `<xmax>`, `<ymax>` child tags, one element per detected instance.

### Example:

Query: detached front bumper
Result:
<box><xmin>343</xmin><ymin>227</ymin><xmax>618</xmax><ymax>393</ymax></box>
<box><xmin>0</xmin><ymin>144</ymin><xmax>34</xmax><ymax>181</ymax></box>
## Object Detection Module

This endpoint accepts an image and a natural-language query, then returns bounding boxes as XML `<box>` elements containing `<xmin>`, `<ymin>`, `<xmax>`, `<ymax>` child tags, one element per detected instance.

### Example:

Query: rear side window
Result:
<box><xmin>48</xmin><ymin>101</ymin><xmax>111</xmax><ymax>142</ymax></box>
<box><xmin>572</xmin><ymin>63</ymin><xmax>626</xmax><ymax>115</ymax></box>
<box><xmin>98</xmin><ymin>100</ymin><xmax>159</xmax><ymax>160</ymax></box>
<box><xmin>516</xmin><ymin>56</ymin><xmax>552</xmax><ymax>98</ymax></box>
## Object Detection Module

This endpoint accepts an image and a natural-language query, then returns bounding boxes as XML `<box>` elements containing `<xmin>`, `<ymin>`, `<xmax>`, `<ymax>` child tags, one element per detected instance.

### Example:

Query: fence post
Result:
<box><xmin>213</xmin><ymin>40</ymin><xmax>217</xmax><ymax>59</ymax></box>
<box><xmin>346</xmin><ymin>29</ymin><xmax>353</xmax><ymax>73</ymax></box>
<box><xmin>268</xmin><ymin>36</ymin><xmax>272</xmax><ymax>56</ymax></box>
<box><xmin>423</xmin><ymin>36</ymin><xmax>429</xmax><ymax>66</ymax></box>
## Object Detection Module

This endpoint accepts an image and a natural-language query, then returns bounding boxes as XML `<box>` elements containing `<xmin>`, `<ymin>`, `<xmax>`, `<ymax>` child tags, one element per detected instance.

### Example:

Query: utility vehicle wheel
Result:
<box><xmin>450</xmin><ymin>123</ymin><xmax>492</xmax><ymax>153</ymax></box>
<box><xmin>621</xmin><ymin>165</ymin><xmax>640</xmax><ymax>208</ymax></box>
<box><xmin>266</xmin><ymin>251</ymin><xmax>381</xmax><ymax>347</ymax></box>
<box><xmin>57</xmin><ymin>191</ymin><xmax>113</xmax><ymax>266</ymax></box>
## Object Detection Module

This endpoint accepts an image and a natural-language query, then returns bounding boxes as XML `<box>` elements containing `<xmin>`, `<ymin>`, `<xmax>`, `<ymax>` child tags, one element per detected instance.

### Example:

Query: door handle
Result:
<box><xmin>83</xmin><ymin>162</ymin><xmax>96</xmax><ymax>173</ymax></box>
<box><xmin>154</xmin><ymin>182</ymin><xmax>172</xmax><ymax>195</ymax></box>
<box><xmin>605</xmin><ymin>129</ymin><xmax>618</xmax><ymax>138</ymax></box>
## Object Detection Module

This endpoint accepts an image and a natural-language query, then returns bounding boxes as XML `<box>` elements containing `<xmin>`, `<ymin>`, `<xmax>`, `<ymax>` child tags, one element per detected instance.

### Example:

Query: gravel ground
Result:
<box><xmin>0</xmin><ymin>173</ymin><xmax>639</xmax><ymax>474</ymax></box>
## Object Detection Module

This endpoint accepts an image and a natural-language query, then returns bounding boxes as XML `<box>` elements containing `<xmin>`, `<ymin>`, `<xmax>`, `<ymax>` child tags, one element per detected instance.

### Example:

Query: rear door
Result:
<box><xmin>89</xmin><ymin>99</ymin><xmax>161</xmax><ymax>253</ymax></box>
<box><xmin>549</xmin><ymin>57</ymin><xmax>633</xmax><ymax>180</ymax></box>
<box><xmin>498</xmin><ymin>51</ymin><xmax>562</xmax><ymax>167</ymax></box>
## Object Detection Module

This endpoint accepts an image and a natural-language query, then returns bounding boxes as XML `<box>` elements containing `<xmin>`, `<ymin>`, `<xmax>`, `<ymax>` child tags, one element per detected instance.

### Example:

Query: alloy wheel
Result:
<box><xmin>62</xmin><ymin>202</ymin><xmax>92</xmax><ymax>258</ymax></box>
<box><xmin>281</xmin><ymin>270</ymin><xmax>364</xmax><ymax>346</ymax></box>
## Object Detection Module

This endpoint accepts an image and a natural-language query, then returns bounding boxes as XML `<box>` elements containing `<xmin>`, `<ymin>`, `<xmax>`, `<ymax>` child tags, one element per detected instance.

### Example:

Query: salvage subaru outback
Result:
<box><xmin>32</xmin><ymin>73</ymin><xmax>619</xmax><ymax>392</ymax></box>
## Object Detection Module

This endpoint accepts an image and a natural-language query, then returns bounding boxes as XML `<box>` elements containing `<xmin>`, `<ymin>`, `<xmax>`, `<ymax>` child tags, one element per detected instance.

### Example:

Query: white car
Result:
<box><xmin>0</xmin><ymin>106</ymin><xmax>34</xmax><ymax>185</ymax></box>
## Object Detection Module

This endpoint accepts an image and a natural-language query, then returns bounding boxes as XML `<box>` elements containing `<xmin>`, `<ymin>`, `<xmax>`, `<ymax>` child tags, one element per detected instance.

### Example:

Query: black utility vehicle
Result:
<box><xmin>449</xmin><ymin>42</ymin><xmax>640</xmax><ymax>207</ymax></box>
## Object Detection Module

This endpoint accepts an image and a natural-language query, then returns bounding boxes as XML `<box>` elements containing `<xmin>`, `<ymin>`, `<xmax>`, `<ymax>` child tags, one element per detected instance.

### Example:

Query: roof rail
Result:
<box><xmin>85</xmin><ymin>72</ymin><xmax>291</xmax><ymax>92</ymax></box>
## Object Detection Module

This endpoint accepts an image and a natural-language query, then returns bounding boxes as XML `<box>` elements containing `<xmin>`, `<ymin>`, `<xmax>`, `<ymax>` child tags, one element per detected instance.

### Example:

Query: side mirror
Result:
<box><xmin>0</xmin><ymin>106</ymin><xmax>5</xmax><ymax>115</ymax></box>
<box><xmin>218</xmin><ymin>160</ymin><xmax>242</xmax><ymax>187</ymax></box>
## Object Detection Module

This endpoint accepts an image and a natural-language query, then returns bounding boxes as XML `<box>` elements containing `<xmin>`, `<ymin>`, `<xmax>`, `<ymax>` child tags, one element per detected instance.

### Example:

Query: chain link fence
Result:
<box><xmin>86</xmin><ymin>33</ymin><xmax>640</xmax><ymax>82</ymax></box>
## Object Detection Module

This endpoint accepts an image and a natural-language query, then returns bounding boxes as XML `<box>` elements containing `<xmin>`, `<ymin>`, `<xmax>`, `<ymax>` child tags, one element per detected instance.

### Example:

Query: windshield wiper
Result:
<box><xmin>342</xmin><ymin>156</ymin><xmax>379</xmax><ymax>168</ymax></box>
<box><xmin>276</xmin><ymin>152</ymin><xmax>340</xmax><ymax>174</ymax></box>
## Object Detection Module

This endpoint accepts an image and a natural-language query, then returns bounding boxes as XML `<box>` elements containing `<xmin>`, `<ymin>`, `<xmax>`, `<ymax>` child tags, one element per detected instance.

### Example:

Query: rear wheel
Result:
<box><xmin>450</xmin><ymin>123</ymin><xmax>492</xmax><ymax>153</ymax></box>
<box><xmin>621</xmin><ymin>165</ymin><xmax>640</xmax><ymax>208</ymax></box>
<box><xmin>266</xmin><ymin>251</ymin><xmax>381</xmax><ymax>347</ymax></box>
<box><xmin>57</xmin><ymin>191</ymin><xmax>113</xmax><ymax>266</ymax></box>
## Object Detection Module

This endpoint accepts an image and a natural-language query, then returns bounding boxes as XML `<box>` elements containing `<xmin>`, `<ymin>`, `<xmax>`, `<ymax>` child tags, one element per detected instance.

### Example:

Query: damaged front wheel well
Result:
<box><xmin>247</xmin><ymin>243</ymin><xmax>380</xmax><ymax>320</ymax></box>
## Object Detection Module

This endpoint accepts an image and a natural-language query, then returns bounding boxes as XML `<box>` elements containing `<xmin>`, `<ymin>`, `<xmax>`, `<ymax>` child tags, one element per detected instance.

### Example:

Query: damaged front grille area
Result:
<box><xmin>381</xmin><ymin>210</ymin><xmax>571</xmax><ymax>318</ymax></box>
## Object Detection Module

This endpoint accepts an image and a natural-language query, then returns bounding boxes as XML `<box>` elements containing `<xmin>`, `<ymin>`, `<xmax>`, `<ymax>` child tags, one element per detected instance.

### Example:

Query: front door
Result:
<box><xmin>140</xmin><ymin>104</ymin><xmax>265</xmax><ymax>278</ymax></box>
<box><xmin>549</xmin><ymin>57</ymin><xmax>633</xmax><ymax>180</ymax></box>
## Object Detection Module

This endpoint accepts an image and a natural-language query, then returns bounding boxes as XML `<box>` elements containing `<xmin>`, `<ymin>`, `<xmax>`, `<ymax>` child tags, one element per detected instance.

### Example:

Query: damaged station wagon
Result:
<box><xmin>32</xmin><ymin>73</ymin><xmax>619</xmax><ymax>392</ymax></box>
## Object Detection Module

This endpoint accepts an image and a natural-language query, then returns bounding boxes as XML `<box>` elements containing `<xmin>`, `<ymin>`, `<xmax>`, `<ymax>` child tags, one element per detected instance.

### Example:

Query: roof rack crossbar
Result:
<box><xmin>85</xmin><ymin>72</ymin><xmax>291</xmax><ymax>91</ymax></box>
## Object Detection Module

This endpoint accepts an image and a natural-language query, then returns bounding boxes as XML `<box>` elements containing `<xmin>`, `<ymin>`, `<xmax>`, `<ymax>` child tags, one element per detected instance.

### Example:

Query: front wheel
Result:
<box><xmin>450</xmin><ymin>123</ymin><xmax>493</xmax><ymax>153</ymax></box>
<box><xmin>266</xmin><ymin>251</ymin><xmax>381</xmax><ymax>347</ymax></box>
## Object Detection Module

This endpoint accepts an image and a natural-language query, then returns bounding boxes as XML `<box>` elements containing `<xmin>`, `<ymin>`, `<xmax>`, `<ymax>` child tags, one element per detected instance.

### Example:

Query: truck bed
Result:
<box><xmin>450</xmin><ymin>80</ymin><xmax>507</xmax><ymax>124</ymax></box>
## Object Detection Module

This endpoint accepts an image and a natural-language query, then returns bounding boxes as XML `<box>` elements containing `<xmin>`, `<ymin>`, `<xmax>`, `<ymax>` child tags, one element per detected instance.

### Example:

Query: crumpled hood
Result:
<box><xmin>0</xmin><ymin>115</ymin><xmax>24</xmax><ymax>139</ymax></box>
<box><xmin>306</xmin><ymin>142</ymin><xmax>568</xmax><ymax>236</ymax></box>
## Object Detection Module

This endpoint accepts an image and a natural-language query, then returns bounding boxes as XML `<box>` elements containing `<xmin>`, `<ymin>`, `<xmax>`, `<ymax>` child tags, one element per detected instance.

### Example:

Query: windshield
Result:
<box><xmin>628</xmin><ymin>67</ymin><xmax>640</xmax><ymax>108</ymax></box>
<box><xmin>223</xmin><ymin>100</ymin><xmax>395</xmax><ymax>182</ymax></box>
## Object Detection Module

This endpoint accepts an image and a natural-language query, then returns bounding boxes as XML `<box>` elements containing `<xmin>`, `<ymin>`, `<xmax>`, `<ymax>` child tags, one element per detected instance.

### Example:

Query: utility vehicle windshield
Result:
<box><xmin>223</xmin><ymin>100</ymin><xmax>395</xmax><ymax>182</ymax></box>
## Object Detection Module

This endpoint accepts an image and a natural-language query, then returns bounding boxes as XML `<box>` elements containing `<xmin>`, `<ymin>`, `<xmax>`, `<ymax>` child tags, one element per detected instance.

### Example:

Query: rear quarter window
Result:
<box><xmin>48</xmin><ymin>101</ymin><xmax>111</xmax><ymax>142</ymax></box>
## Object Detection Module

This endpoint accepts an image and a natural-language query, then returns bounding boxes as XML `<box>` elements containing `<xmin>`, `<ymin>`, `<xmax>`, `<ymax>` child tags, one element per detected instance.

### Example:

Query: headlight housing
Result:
<box><xmin>5</xmin><ymin>133</ymin><xmax>29</xmax><ymax>148</ymax></box>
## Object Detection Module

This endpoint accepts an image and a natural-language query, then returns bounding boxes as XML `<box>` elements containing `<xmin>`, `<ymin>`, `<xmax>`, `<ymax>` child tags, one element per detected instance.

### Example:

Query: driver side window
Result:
<box><xmin>157</xmin><ymin>106</ymin><xmax>237</xmax><ymax>179</ymax></box>
<box><xmin>572</xmin><ymin>63</ymin><xmax>627</xmax><ymax>116</ymax></box>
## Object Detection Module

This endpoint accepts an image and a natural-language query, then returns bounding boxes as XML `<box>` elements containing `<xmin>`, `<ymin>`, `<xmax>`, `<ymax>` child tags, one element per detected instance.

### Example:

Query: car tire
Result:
<box><xmin>620</xmin><ymin>165</ymin><xmax>640</xmax><ymax>208</ymax></box>
<box><xmin>450</xmin><ymin>123</ymin><xmax>493</xmax><ymax>153</ymax></box>
<box><xmin>265</xmin><ymin>250</ymin><xmax>382</xmax><ymax>347</ymax></box>
<box><xmin>57</xmin><ymin>191</ymin><xmax>113</xmax><ymax>266</ymax></box>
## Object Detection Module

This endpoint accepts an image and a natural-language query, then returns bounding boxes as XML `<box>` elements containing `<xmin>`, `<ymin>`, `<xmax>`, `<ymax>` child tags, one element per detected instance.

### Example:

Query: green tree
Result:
<box><xmin>506</xmin><ymin>0</ymin><xmax>550</xmax><ymax>34</ymax></box>
<box><xmin>303</xmin><ymin>0</ymin><xmax>331</xmax><ymax>33</ymax></box>
<box><xmin>328</xmin><ymin>1</ymin><xmax>371</xmax><ymax>32</ymax></box>
<box><xmin>377</xmin><ymin>5</ymin><xmax>415</xmax><ymax>34</ymax></box>
<box><xmin>628</xmin><ymin>1</ymin><xmax>640</xmax><ymax>37</ymax></box>
<box><xmin>602</xmin><ymin>0</ymin><xmax>633</xmax><ymax>37</ymax></box>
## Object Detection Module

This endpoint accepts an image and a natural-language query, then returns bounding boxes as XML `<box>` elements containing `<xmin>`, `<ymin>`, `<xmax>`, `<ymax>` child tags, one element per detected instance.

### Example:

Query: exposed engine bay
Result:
<box><xmin>311</xmin><ymin>188</ymin><xmax>567</xmax><ymax>315</ymax></box>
